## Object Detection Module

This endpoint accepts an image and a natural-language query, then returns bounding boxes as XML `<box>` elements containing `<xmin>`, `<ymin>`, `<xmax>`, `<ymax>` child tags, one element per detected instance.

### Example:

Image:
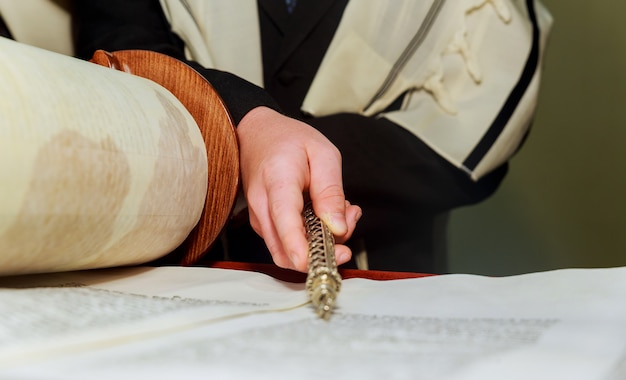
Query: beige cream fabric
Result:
<box><xmin>304</xmin><ymin>0</ymin><xmax>553</xmax><ymax>179</ymax></box>
<box><xmin>161</xmin><ymin>0</ymin><xmax>552</xmax><ymax>180</ymax></box>
<box><xmin>0</xmin><ymin>0</ymin><xmax>73</xmax><ymax>55</ymax></box>
<box><xmin>0</xmin><ymin>38</ymin><xmax>208</xmax><ymax>275</ymax></box>
<box><xmin>159</xmin><ymin>0</ymin><xmax>264</xmax><ymax>87</ymax></box>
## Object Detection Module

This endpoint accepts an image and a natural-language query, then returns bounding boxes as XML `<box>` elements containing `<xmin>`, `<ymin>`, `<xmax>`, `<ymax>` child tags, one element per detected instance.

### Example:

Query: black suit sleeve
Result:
<box><xmin>71</xmin><ymin>0</ymin><xmax>281</xmax><ymax>125</ymax></box>
<box><xmin>305</xmin><ymin>113</ymin><xmax>507</xmax><ymax>231</ymax></box>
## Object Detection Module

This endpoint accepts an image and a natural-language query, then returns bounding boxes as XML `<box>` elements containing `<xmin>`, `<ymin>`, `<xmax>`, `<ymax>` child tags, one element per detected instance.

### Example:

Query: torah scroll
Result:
<box><xmin>0</xmin><ymin>37</ymin><xmax>238</xmax><ymax>276</ymax></box>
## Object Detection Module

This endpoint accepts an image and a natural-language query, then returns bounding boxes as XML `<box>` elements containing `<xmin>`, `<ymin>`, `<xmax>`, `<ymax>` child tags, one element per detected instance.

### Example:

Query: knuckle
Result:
<box><xmin>315</xmin><ymin>183</ymin><xmax>345</xmax><ymax>203</ymax></box>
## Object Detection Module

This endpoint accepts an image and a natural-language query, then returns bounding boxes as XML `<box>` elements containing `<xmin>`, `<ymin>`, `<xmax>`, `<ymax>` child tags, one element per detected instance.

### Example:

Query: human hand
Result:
<box><xmin>237</xmin><ymin>106</ymin><xmax>362</xmax><ymax>272</ymax></box>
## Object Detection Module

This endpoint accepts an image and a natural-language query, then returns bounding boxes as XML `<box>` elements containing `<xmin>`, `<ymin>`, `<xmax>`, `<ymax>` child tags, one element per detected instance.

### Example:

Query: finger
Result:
<box><xmin>265</xmin><ymin>177</ymin><xmax>309</xmax><ymax>272</ymax></box>
<box><xmin>335</xmin><ymin>203</ymin><xmax>362</xmax><ymax>244</ymax></box>
<box><xmin>307</xmin><ymin>144</ymin><xmax>348</xmax><ymax>236</ymax></box>
<box><xmin>248</xmin><ymin>198</ymin><xmax>297</xmax><ymax>270</ymax></box>
<box><xmin>334</xmin><ymin>244</ymin><xmax>352</xmax><ymax>266</ymax></box>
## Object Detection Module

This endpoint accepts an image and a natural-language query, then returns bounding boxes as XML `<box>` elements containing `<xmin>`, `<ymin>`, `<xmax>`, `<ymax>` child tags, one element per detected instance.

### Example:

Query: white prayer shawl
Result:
<box><xmin>159</xmin><ymin>0</ymin><xmax>552</xmax><ymax>180</ymax></box>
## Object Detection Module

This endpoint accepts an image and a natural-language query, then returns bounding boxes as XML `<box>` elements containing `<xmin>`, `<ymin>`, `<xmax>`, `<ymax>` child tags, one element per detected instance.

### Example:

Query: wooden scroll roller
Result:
<box><xmin>0</xmin><ymin>38</ymin><xmax>238</xmax><ymax>275</ymax></box>
<box><xmin>90</xmin><ymin>50</ymin><xmax>240</xmax><ymax>266</ymax></box>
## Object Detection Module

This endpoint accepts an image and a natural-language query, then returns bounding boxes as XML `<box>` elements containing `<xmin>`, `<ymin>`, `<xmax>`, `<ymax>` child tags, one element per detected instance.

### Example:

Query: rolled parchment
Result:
<box><xmin>0</xmin><ymin>37</ymin><xmax>213</xmax><ymax>275</ymax></box>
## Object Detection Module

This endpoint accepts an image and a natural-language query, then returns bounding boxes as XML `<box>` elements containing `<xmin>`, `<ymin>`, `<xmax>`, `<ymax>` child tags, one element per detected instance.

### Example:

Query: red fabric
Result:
<box><xmin>202</xmin><ymin>261</ymin><xmax>434</xmax><ymax>283</ymax></box>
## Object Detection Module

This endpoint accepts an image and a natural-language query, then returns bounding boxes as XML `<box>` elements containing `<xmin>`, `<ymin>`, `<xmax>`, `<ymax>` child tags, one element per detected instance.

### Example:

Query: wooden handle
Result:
<box><xmin>90</xmin><ymin>50</ymin><xmax>239</xmax><ymax>265</ymax></box>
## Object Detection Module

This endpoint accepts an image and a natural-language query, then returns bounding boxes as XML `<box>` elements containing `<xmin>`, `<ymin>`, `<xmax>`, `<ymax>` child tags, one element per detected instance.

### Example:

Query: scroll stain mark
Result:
<box><xmin>0</xmin><ymin>131</ymin><xmax>131</xmax><ymax>273</ymax></box>
<box><xmin>99</xmin><ymin>91</ymin><xmax>207</xmax><ymax>264</ymax></box>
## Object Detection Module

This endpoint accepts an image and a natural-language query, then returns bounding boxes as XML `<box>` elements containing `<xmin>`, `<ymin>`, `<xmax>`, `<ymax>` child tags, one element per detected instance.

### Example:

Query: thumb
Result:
<box><xmin>309</xmin><ymin>187</ymin><xmax>348</xmax><ymax>237</ymax></box>
<box><xmin>306</xmin><ymin>131</ymin><xmax>348</xmax><ymax>236</ymax></box>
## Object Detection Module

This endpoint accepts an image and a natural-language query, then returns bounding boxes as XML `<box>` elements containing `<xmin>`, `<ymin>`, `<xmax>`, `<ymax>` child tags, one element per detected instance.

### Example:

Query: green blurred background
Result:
<box><xmin>448</xmin><ymin>0</ymin><xmax>626</xmax><ymax>275</ymax></box>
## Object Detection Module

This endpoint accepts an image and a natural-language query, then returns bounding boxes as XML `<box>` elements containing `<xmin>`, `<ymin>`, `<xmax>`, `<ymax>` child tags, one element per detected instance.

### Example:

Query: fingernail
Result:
<box><xmin>323</xmin><ymin>212</ymin><xmax>347</xmax><ymax>235</ymax></box>
<box><xmin>288</xmin><ymin>248</ymin><xmax>308</xmax><ymax>272</ymax></box>
<box><xmin>355</xmin><ymin>209</ymin><xmax>363</xmax><ymax>223</ymax></box>
<box><xmin>337</xmin><ymin>250</ymin><xmax>350</xmax><ymax>264</ymax></box>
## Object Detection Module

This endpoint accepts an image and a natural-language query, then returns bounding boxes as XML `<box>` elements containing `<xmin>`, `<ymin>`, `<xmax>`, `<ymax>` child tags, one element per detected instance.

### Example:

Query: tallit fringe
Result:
<box><xmin>422</xmin><ymin>0</ymin><xmax>511</xmax><ymax>115</ymax></box>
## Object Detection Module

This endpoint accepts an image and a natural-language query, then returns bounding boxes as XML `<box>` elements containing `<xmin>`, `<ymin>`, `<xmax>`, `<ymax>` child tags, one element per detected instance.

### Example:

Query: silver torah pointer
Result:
<box><xmin>303</xmin><ymin>202</ymin><xmax>342</xmax><ymax>320</ymax></box>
